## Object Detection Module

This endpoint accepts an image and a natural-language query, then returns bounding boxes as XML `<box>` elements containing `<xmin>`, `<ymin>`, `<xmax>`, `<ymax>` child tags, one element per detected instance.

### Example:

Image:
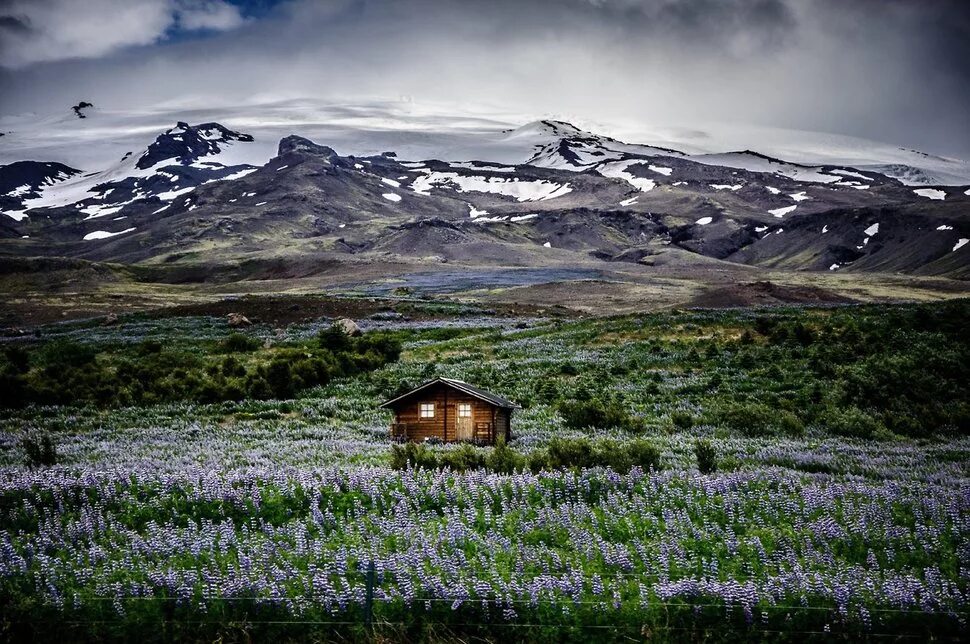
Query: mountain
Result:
<box><xmin>0</xmin><ymin>101</ymin><xmax>967</xmax><ymax>315</ymax></box>
<box><xmin>0</xmin><ymin>161</ymin><xmax>83</xmax><ymax>220</ymax></box>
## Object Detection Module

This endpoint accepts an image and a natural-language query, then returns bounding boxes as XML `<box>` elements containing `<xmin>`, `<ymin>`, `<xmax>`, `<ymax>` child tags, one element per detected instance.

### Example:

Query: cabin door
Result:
<box><xmin>456</xmin><ymin>403</ymin><xmax>474</xmax><ymax>441</ymax></box>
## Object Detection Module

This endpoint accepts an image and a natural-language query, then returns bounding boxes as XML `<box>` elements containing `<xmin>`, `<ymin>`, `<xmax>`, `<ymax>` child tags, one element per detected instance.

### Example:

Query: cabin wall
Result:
<box><xmin>390</xmin><ymin>383</ymin><xmax>503</xmax><ymax>443</ymax></box>
<box><xmin>495</xmin><ymin>409</ymin><xmax>511</xmax><ymax>443</ymax></box>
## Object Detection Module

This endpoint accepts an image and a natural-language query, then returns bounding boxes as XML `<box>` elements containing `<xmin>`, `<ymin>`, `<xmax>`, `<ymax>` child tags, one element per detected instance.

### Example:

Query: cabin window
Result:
<box><xmin>419</xmin><ymin>402</ymin><xmax>435</xmax><ymax>418</ymax></box>
<box><xmin>457</xmin><ymin>403</ymin><xmax>472</xmax><ymax>418</ymax></box>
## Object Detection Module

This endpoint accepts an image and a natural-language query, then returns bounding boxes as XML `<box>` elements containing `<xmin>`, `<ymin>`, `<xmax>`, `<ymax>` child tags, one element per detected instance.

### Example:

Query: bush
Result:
<box><xmin>439</xmin><ymin>444</ymin><xmax>486</xmax><ymax>472</ymax></box>
<box><xmin>0</xmin><ymin>327</ymin><xmax>399</xmax><ymax>409</ymax></box>
<box><xmin>821</xmin><ymin>407</ymin><xmax>891</xmax><ymax>439</ymax></box>
<box><xmin>266</xmin><ymin>359</ymin><xmax>295</xmax><ymax>399</ymax></box>
<box><xmin>711</xmin><ymin>402</ymin><xmax>804</xmax><ymax>437</ymax></box>
<box><xmin>695</xmin><ymin>439</ymin><xmax>717</xmax><ymax>474</ymax></box>
<box><xmin>559</xmin><ymin>363</ymin><xmax>579</xmax><ymax>376</ymax></box>
<box><xmin>318</xmin><ymin>325</ymin><xmax>352</xmax><ymax>352</ymax></box>
<box><xmin>545</xmin><ymin>437</ymin><xmax>595</xmax><ymax>469</ymax></box>
<box><xmin>558</xmin><ymin>398</ymin><xmax>640</xmax><ymax>432</ymax></box>
<box><xmin>486</xmin><ymin>440</ymin><xmax>526</xmax><ymax>473</ymax></box>
<box><xmin>593</xmin><ymin>440</ymin><xmax>633</xmax><ymax>473</ymax></box>
<box><xmin>626</xmin><ymin>439</ymin><xmax>662</xmax><ymax>472</ymax></box>
<box><xmin>390</xmin><ymin>442</ymin><xmax>436</xmax><ymax>470</ymax></box>
<box><xmin>538</xmin><ymin>437</ymin><xmax>661</xmax><ymax>474</ymax></box>
<box><xmin>221</xmin><ymin>356</ymin><xmax>246</xmax><ymax>377</ymax></box>
<box><xmin>670</xmin><ymin>410</ymin><xmax>694</xmax><ymax>430</ymax></box>
<box><xmin>21</xmin><ymin>432</ymin><xmax>57</xmax><ymax>468</ymax></box>
<box><xmin>4</xmin><ymin>346</ymin><xmax>30</xmax><ymax>372</ymax></box>
<box><xmin>221</xmin><ymin>333</ymin><xmax>261</xmax><ymax>353</ymax></box>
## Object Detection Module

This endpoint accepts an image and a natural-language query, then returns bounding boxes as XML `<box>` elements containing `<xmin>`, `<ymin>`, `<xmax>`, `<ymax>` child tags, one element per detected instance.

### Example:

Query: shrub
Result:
<box><xmin>626</xmin><ymin>439</ymin><xmax>662</xmax><ymax>472</ymax></box>
<box><xmin>439</xmin><ymin>444</ymin><xmax>486</xmax><ymax>472</ymax></box>
<box><xmin>221</xmin><ymin>356</ymin><xmax>246</xmax><ymax>377</ymax></box>
<box><xmin>266</xmin><ymin>359</ymin><xmax>295</xmax><ymax>399</ymax></box>
<box><xmin>695</xmin><ymin>439</ymin><xmax>717</xmax><ymax>474</ymax></box>
<box><xmin>536</xmin><ymin>379</ymin><xmax>561</xmax><ymax>404</ymax></box>
<box><xmin>670</xmin><ymin>410</ymin><xmax>694</xmax><ymax>430</ymax></box>
<box><xmin>390</xmin><ymin>442</ymin><xmax>436</xmax><ymax>470</ymax></box>
<box><xmin>712</xmin><ymin>402</ymin><xmax>804</xmax><ymax>437</ymax></box>
<box><xmin>821</xmin><ymin>407</ymin><xmax>891</xmax><ymax>439</ymax></box>
<box><xmin>21</xmin><ymin>432</ymin><xmax>57</xmax><ymax>468</ymax></box>
<box><xmin>538</xmin><ymin>437</ymin><xmax>661</xmax><ymax>474</ymax></box>
<box><xmin>559</xmin><ymin>363</ymin><xmax>579</xmax><ymax>376</ymax></box>
<box><xmin>527</xmin><ymin>449</ymin><xmax>550</xmax><ymax>472</ymax></box>
<box><xmin>37</xmin><ymin>340</ymin><xmax>97</xmax><ymax>370</ymax></box>
<box><xmin>545</xmin><ymin>437</ymin><xmax>595</xmax><ymax>469</ymax></box>
<box><xmin>4</xmin><ymin>346</ymin><xmax>30</xmax><ymax>373</ymax></box>
<box><xmin>318</xmin><ymin>325</ymin><xmax>352</xmax><ymax>352</ymax></box>
<box><xmin>558</xmin><ymin>398</ymin><xmax>639</xmax><ymax>432</ymax></box>
<box><xmin>221</xmin><ymin>333</ymin><xmax>261</xmax><ymax>353</ymax></box>
<box><xmin>486</xmin><ymin>440</ymin><xmax>526</xmax><ymax>473</ymax></box>
<box><xmin>593</xmin><ymin>440</ymin><xmax>633</xmax><ymax>473</ymax></box>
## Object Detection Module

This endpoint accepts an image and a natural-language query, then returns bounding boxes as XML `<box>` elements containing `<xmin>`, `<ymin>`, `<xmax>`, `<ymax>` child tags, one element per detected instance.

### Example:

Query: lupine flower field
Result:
<box><xmin>1</xmin><ymin>299</ymin><xmax>968</xmax><ymax>641</ymax></box>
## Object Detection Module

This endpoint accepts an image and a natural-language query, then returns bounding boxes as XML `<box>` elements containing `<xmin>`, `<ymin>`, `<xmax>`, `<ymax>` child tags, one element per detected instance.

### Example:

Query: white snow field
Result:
<box><xmin>913</xmin><ymin>188</ymin><xmax>947</xmax><ymax>200</ymax></box>
<box><xmin>82</xmin><ymin>227</ymin><xmax>135</xmax><ymax>240</ymax></box>
<box><xmin>410</xmin><ymin>170</ymin><xmax>571</xmax><ymax>201</ymax></box>
<box><xmin>769</xmin><ymin>205</ymin><xmax>797</xmax><ymax>217</ymax></box>
<box><xmin>597</xmin><ymin>160</ymin><xmax>656</xmax><ymax>192</ymax></box>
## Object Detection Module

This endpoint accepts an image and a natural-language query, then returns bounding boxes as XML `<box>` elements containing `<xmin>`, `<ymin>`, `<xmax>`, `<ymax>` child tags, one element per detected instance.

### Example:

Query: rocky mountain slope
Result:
<box><xmin>1</xmin><ymin>104</ymin><xmax>968</xmax><ymax>283</ymax></box>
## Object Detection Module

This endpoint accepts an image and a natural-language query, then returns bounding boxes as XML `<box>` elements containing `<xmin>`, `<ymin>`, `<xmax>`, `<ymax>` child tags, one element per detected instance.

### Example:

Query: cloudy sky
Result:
<box><xmin>1</xmin><ymin>0</ymin><xmax>969</xmax><ymax>158</ymax></box>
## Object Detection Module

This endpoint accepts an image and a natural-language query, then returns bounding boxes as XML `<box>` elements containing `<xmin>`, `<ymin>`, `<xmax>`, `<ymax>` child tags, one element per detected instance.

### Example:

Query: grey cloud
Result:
<box><xmin>0</xmin><ymin>0</ymin><xmax>968</xmax><ymax>159</ymax></box>
<box><xmin>0</xmin><ymin>0</ymin><xmax>246</xmax><ymax>68</ymax></box>
<box><xmin>0</xmin><ymin>14</ymin><xmax>30</xmax><ymax>34</ymax></box>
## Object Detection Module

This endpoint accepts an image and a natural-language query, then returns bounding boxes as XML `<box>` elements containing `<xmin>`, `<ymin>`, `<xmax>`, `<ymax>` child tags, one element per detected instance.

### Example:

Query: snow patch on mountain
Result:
<box><xmin>598</xmin><ymin>160</ymin><xmax>656</xmax><ymax>192</ymax></box>
<box><xmin>913</xmin><ymin>188</ymin><xmax>946</xmax><ymax>200</ymax></box>
<box><xmin>83</xmin><ymin>227</ymin><xmax>135</xmax><ymax>240</ymax></box>
<box><xmin>410</xmin><ymin>170</ymin><xmax>572</xmax><ymax>201</ymax></box>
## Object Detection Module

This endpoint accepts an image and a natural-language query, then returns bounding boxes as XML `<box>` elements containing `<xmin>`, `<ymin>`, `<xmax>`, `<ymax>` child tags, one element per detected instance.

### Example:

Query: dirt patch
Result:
<box><xmin>153</xmin><ymin>294</ymin><xmax>573</xmax><ymax>327</ymax></box>
<box><xmin>688</xmin><ymin>280</ymin><xmax>855</xmax><ymax>308</ymax></box>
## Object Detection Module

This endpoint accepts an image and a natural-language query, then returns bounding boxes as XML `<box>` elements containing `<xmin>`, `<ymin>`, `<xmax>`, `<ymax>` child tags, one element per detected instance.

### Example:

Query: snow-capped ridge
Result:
<box><xmin>136</xmin><ymin>122</ymin><xmax>254</xmax><ymax>170</ymax></box>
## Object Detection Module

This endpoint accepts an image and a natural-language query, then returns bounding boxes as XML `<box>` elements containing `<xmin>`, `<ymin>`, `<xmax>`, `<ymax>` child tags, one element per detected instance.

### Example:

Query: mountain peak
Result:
<box><xmin>135</xmin><ymin>122</ymin><xmax>254</xmax><ymax>170</ymax></box>
<box><xmin>277</xmin><ymin>135</ymin><xmax>337</xmax><ymax>158</ymax></box>
<box><xmin>505</xmin><ymin>119</ymin><xmax>587</xmax><ymax>140</ymax></box>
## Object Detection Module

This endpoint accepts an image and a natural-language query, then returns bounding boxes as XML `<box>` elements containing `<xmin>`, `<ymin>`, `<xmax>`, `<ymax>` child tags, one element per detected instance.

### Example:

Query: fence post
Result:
<box><xmin>364</xmin><ymin>559</ymin><xmax>375</xmax><ymax>630</ymax></box>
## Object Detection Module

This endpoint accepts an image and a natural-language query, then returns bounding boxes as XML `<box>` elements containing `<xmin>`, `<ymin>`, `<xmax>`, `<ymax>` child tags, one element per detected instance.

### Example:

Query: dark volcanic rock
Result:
<box><xmin>72</xmin><ymin>101</ymin><xmax>93</xmax><ymax>118</ymax></box>
<box><xmin>277</xmin><ymin>136</ymin><xmax>337</xmax><ymax>158</ymax></box>
<box><xmin>137</xmin><ymin>122</ymin><xmax>254</xmax><ymax>169</ymax></box>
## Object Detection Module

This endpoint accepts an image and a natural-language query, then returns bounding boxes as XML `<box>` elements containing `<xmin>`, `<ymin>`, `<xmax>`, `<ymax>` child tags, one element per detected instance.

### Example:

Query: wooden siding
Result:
<box><xmin>495</xmin><ymin>409</ymin><xmax>510</xmax><ymax>442</ymax></box>
<box><xmin>389</xmin><ymin>382</ymin><xmax>510</xmax><ymax>444</ymax></box>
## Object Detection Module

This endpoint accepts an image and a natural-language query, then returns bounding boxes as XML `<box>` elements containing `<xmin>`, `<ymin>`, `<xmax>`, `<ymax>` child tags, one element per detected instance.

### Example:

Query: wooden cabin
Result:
<box><xmin>380</xmin><ymin>378</ymin><xmax>517</xmax><ymax>444</ymax></box>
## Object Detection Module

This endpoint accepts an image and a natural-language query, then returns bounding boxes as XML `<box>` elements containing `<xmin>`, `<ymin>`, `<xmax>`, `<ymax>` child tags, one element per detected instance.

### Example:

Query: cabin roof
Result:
<box><xmin>379</xmin><ymin>377</ymin><xmax>518</xmax><ymax>410</ymax></box>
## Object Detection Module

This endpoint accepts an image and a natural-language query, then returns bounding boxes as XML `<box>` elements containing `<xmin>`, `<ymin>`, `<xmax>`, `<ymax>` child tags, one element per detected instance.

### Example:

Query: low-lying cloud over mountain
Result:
<box><xmin>1</xmin><ymin>0</ymin><xmax>969</xmax><ymax>160</ymax></box>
